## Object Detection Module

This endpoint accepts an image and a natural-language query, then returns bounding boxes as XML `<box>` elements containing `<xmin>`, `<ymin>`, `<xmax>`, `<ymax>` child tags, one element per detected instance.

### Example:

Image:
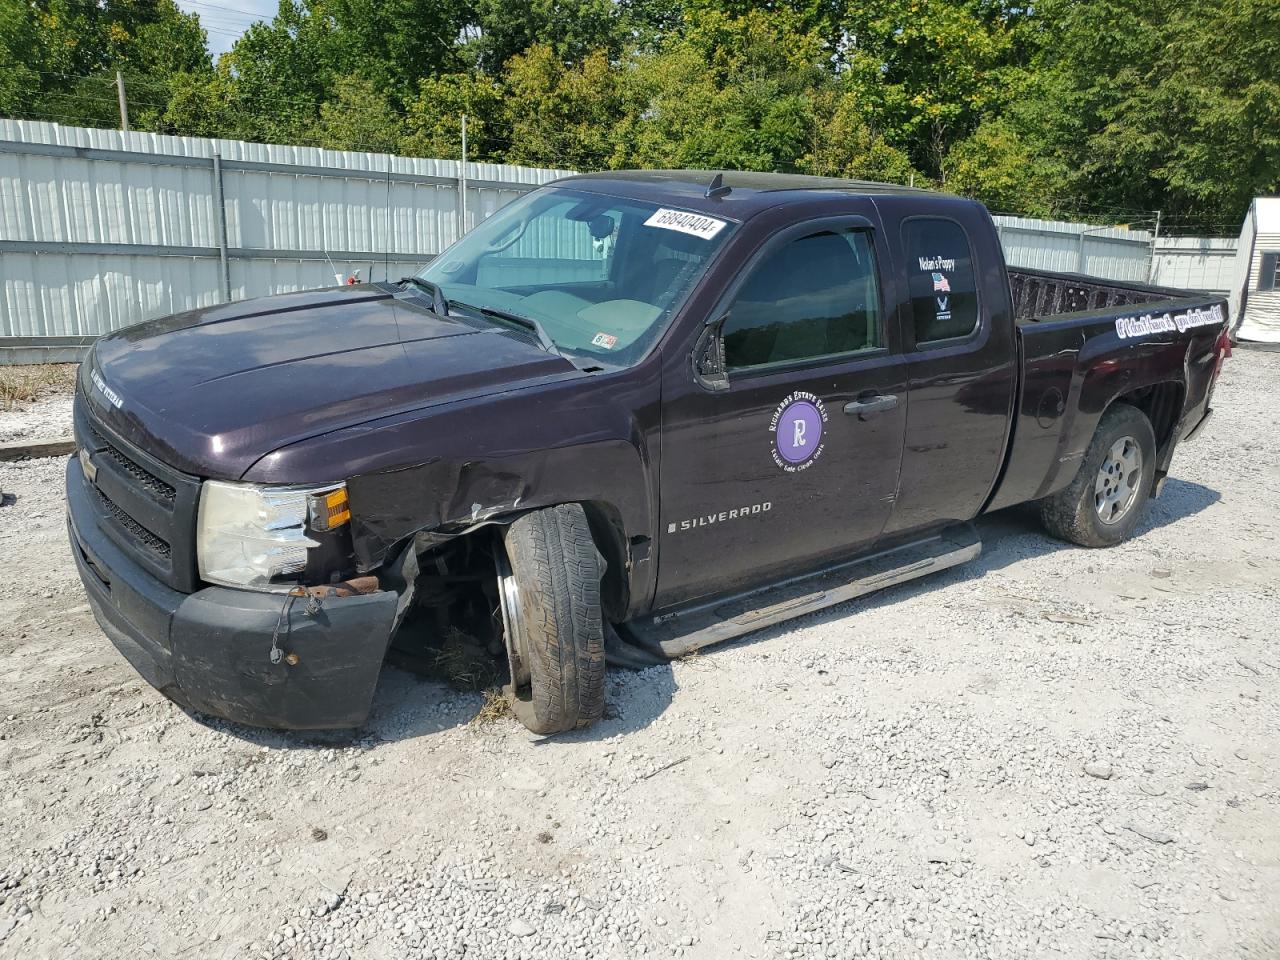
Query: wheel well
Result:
<box><xmin>1113</xmin><ymin>381</ymin><xmax>1183</xmax><ymax>457</ymax></box>
<box><xmin>578</xmin><ymin>501</ymin><xmax>630</xmax><ymax>623</ymax></box>
<box><xmin>406</xmin><ymin>500</ymin><xmax>629</xmax><ymax>625</ymax></box>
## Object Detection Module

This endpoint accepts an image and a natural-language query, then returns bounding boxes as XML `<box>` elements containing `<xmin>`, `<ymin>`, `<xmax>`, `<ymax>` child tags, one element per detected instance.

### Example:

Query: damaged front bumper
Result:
<box><xmin>66</xmin><ymin>458</ymin><xmax>415</xmax><ymax>730</ymax></box>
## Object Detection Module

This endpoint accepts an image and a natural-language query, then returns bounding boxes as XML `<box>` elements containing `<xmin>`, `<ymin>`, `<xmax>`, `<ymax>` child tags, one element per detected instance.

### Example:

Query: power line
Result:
<box><xmin>179</xmin><ymin>0</ymin><xmax>273</xmax><ymax>19</ymax></box>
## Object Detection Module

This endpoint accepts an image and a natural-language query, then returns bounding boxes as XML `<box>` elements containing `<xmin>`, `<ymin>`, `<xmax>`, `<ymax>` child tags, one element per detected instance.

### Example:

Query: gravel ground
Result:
<box><xmin>1</xmin><ymin>353</ymin><xmax>1277</xmax><ymax>960</ymax></box>
<box><xmin>0</xmin><ymin>394</ymin><xmax>73</xmax><ymax>446</ymax></box>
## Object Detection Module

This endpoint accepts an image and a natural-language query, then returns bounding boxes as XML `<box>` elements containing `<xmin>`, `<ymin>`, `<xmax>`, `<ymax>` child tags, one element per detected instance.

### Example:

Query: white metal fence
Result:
<box><xmin>0</xmin><ymin>121</ymin><xmax>1240</xmax><ymax>363</ymax></box>
<box><xmin>992</xmin><ymin>215</ymin><xmax>1238</xmax><ymax>291</ymax></box>
<box><xmin>0</xmin><ymin>120</ymin><xmax>571</xmax><ymax>361</ymax></box>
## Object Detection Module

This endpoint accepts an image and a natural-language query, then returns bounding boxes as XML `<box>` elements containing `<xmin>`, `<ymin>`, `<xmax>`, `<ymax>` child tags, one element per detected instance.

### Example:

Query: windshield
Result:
<box><xmin>417</xmin><ymin>187</ymin><xmax>736</xmax><ymax>365</ymax></box>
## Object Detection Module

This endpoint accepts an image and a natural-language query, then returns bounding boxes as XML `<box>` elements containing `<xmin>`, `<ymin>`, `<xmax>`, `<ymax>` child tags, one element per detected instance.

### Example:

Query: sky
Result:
<box><xmin>175</xmin><ymin>0</ymin><xmax>278</xmax><ymax>57</ymax></box>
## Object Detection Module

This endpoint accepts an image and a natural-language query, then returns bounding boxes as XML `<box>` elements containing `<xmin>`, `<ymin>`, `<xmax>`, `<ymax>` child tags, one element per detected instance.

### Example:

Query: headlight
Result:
<box><xmin>197</xmin><ymin>480</ymin><xmax>347</xmax><ymax>590</ymax></box>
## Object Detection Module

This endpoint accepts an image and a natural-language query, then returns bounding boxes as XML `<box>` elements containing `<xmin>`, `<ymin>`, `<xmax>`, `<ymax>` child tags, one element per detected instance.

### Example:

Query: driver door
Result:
<box><xmin>655</xmin><ymin>218</ymin><xmax>908</xmax><ymax>608</ymax></box>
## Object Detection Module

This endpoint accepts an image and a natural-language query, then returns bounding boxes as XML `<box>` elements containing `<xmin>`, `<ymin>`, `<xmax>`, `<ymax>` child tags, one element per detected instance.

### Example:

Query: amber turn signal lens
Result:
<box><xmin>309</xmin><ymin>487</ymin><xmax>350</xmax><ymax>531</ymax></box>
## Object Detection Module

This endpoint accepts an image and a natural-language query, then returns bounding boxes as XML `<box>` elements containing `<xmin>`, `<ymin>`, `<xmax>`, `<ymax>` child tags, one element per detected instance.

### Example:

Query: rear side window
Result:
<box><xmin>902</xmin><ymin>218</ymin><xmax>979</xmax><ymax>343</ymax></box>
<box><xmin>723</xmin><ymin>229</ymin><xmax>882</xmax><ymax>371</ymax></box>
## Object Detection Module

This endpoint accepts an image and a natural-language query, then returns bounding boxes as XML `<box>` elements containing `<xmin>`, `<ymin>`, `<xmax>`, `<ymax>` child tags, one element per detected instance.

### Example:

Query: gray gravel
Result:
<box><xmin>0</xmin><ymin>394</ymin><xmax>73</xmax><ymax>446</ymax></box>
<box><xmin>1</xmin><ymin>352</ymin><xmax>1278</xmax><ymax>959</ymax></box>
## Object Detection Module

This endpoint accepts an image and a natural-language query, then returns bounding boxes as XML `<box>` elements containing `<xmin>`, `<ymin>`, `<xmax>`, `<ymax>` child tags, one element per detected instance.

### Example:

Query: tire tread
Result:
<box><xmin>504</xmin><ymin>504</ymin><xmax>604</xmax><ymax>733</ymax></box>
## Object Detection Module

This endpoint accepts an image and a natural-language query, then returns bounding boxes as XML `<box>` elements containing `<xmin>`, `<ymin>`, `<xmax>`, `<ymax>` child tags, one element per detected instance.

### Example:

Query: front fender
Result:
<box><xmin>242</xmin><ymin>370</ymin><xmax>660</xmax><ymax>615</ymax></box>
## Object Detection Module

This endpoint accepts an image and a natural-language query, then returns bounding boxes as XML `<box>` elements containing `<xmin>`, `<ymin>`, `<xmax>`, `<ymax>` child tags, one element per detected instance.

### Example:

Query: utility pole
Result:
<box><xmin>115</xmin><ymin>71</ymin><xmax>130</xmax><ymax>132</ymax></box>
<box><xmin>1147</xmin><ymin>209</ymin><xmax>1163</xmax><ymax>284</ymax></box>
<box><xmin>459</xmin><ymin>114</ymin><xmax>468</xmax><ymax>236</ymax></box>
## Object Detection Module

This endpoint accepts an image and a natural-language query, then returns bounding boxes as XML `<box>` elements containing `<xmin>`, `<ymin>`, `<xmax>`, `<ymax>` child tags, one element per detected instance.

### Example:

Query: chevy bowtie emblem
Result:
<box><xmin>78</xmin><ymin>447</ymin><xmax>98</xmax><ymax>485</ymax></box>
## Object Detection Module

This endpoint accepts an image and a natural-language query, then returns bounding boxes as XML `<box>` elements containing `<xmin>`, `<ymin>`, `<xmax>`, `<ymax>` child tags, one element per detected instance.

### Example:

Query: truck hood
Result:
<box><xmin>86</xmin><ymin>284</ymin><xmax>576</xmax><ymax>479</ymax></box>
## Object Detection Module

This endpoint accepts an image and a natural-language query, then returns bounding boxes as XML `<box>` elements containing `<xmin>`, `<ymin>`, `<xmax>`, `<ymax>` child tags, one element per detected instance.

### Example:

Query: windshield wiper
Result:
<box><xmin>396</xmin><ymin>276</ymin><xmax>450</xmax><ymax>317</ymax></box>
<box><xmin>449</xmin><ymin>300</ymin><xmax>560</xmax><ymax>357</ymax></box>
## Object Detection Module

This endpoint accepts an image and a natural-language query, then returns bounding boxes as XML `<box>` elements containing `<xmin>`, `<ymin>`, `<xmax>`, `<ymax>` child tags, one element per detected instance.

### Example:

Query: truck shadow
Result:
<box><xmin>197</xmin><ymin>657</ymin><xmax>678</xmax><ymax>747</ymax></box>
<box><xmin>656</xmin><ymin>476</ymin><xmax>1222</xmax><ymax>660</ymax></box>
<box><xmin>546</xmin><ymin>476</ymin><xmax>1219</xmax><ymax>741</ymax></box>
<box><xmin>362</xmin><ymin>660</ymin><xmax>676</xmax><ymax>744</ymax></box>
<box><xmin>198</xmin><ymin>643</ymin><xmax>677</xmax><ymax>750</ymax></box>
<box><xmin>199</xmin><ymin>477</ymin><xmax>1215</xmax><ymax>748</ymax></box>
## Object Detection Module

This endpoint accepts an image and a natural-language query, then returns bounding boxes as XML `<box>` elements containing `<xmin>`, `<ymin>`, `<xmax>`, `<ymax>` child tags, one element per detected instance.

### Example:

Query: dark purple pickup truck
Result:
<box><xmin>66</xmin><ymin>171</ymin><xmax>1230</xmax><ymax>734</ymax></box>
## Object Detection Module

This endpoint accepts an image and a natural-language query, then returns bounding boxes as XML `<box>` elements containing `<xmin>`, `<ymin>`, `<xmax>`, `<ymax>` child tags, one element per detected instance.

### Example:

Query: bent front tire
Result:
<box><xmin>1040</xmin><ymin>403</ymin><xmax>1157</xmax><ymax>548</ymax></box>
<box><xmin>497</xmin><ymin>504</ymin><xmax>606</xmax><ymax>734</ymax></box>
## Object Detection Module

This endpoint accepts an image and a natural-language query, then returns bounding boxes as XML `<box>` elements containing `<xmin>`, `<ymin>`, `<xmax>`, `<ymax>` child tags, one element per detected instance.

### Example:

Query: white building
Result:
<box><xmin>1228</xmin><ymin>197</ymin><xmax>1280</xmax><ymax>342</ymax></box>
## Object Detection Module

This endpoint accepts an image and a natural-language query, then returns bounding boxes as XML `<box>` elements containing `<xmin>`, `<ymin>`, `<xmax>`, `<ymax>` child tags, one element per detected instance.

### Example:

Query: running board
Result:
<box><xmin>618</xmin><ymin>523</ymin><xmax>981</xmax><ymax>660</ymax></box>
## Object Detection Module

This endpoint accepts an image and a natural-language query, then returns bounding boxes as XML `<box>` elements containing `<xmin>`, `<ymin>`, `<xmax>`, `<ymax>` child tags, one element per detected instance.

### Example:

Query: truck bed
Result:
<box><xmin>1009</xmin><ymin>267</ymin><xmax>1203</xmax><ymax>323</ymax></box>
<box><xmin>987</xmin><ymin>267</ymin><xmax>1228</xmax><ymax>514</ymax></box>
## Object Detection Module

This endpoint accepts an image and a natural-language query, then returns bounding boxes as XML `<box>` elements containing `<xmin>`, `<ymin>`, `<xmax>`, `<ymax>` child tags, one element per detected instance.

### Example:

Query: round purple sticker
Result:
<box><xmin>770</xmin><ymin>392</ymin><xmax>828</xmax><ymax>471</ymax></box>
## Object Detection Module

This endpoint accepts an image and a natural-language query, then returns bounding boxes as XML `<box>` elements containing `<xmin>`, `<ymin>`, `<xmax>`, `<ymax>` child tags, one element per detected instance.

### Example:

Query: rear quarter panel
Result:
<box><xmin>987</xmin><ymin>296</ymin><xmax>1226</xmax><ymax>511</ymax></box>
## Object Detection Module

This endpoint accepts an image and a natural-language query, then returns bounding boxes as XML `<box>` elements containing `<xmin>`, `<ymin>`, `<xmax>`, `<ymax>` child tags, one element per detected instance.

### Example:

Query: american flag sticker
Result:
<box><xmin>932</xmin><ymin>272</ymin><xmax>951</xmax><ymax>293</ymax></box>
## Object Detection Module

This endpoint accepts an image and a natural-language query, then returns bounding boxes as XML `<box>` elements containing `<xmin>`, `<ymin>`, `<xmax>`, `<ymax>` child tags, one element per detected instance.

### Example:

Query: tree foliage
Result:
<box><xmin>0</xmin><ymin>0</ymin><xmax>208</xmax><ymax>126</ymax></box>
<box><xmin>1</xmin><ymin>0</ymin><xmax>1277</xmax><ymax>232</ymax></box>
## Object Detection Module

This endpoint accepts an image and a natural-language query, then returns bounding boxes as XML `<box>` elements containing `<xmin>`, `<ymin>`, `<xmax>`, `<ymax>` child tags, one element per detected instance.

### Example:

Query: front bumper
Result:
<box><xmin>66</xmin><ymin>457</ymin><xmax>411</xmax><ymax>729</ymax></box>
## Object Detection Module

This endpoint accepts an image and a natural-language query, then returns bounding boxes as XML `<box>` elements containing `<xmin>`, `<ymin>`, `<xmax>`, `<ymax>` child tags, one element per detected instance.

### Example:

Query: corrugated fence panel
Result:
<box><xmin>1149</xmin><ymin>237</ymin><xmax>1239</xmax><ymax>292</ymax></box>
<box><xmin>994</xmin><ymin>215</ymin><xmax>1154</xmax><ymax>281</ymax></box>
<box><xmin>0</xmin><ymin>120</ymin><xmax>571</xmax><ymax>347</ymax></box>
<box><xmin>994</xmin><ymin>215</ymin><xmax>1237</xmax><ymax>292</ymax></box>
<box><xmin>1</xmin><ymin>251</ymin><xmax>222</xmax><ymax>337</ymax></box>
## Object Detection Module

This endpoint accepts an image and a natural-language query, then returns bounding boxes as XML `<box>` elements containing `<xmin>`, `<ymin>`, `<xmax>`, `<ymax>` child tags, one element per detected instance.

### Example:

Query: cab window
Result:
<box><xmin>723</xmin><ymin>229</ymin><xmax>882</xmax><ymax>371</ymax></box>
<box><xmin>902</xmin><ymin>218</ymin><xmax>979</xmax><ymax>343</ymax></box>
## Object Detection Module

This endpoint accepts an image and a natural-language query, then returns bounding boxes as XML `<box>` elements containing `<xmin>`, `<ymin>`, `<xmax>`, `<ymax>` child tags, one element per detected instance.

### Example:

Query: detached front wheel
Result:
<box><xmin>1040</xmin><ymin>403</ymin><xmax>1157</xmax><ymax>547</ymax></box>
<box><xmin>496</xmin><ymin>504</ymin><xmax>606</xmax><ymax>734</ymax></box>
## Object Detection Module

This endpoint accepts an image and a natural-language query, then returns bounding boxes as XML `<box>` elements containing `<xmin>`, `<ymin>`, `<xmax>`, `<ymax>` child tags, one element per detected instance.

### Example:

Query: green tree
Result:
<box><xmin>216</xmin><ymin>0</ymin><xmax>471</xmax><ymax>144</ymax></box>
<box><xmin>312</xmin><ymin>73</ymin><xmax>404</xmax><ymax>152</ymax></box>
<box><xmin>838</xmin><ymin>0</ymin><xmax>1015</xmax><ymax>179</ymax></box>
<box><xmin>943</xmin><ymin>118</ymin><xmax>1063</xmax><ymax>215</ymax></box>
<box><xmin>1025</xmin><ymin>0</ymin><xmax>1280</xmax><ymax>230</ymax></box>
<box><xmin>682</xmin><ymin>0</ymin><xmax>850</xmax><ymax>54</ymax></box>
<box><xmin>803</xmin><ymin>88</ymin><xmax>920</xmax><ymax>185</ymax></box>
<box><xmin>500</xmin><ymin>45</ymin><xmax>625</xmax><ymax>169</ymax></box>
<box><xmin>466</xmin><ymin>0</ymin><xmax>624</xmax><ymax>73</ymax></box>
<box><xmin>157</xmin><ymin>67</ymin><xmax>241</xmax><ymax>139</ymax></box>
<box><xmin>401</xmin><ymin>72</ymin><xmax>503</xmax><ymax>159</ymax></box>
<box><xmin>0</xmin><ymin>0</ymin><xmax>210</xmax><ymax>126</ymax></box>
<box><xmin>614</xmin><ymin>8</ymin><xmax>826</xmax><ymax>171</ymax></box>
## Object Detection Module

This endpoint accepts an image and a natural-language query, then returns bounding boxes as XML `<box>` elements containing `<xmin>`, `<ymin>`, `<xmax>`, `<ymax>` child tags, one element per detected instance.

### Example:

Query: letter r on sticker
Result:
<box><xmin>793</xmin><ymin>419</ymin><xmax>806</xmax><ymax>448</ymax></box>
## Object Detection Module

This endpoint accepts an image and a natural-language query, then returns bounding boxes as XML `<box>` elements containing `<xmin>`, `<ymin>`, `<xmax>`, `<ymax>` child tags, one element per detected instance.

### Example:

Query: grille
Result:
<box><xmin>75</xmin><ymin>392</ymin><xmax>201</xmax><ymax>592</ymax></box>
<box><xmin>92</xmin><ymin>428</ymin><xmax>177</xmax><ymax>504</ymax></box>
<box><xmin>93</xmin><ymin>486</ymin><xmax>172</xmax><ymax>560</ymax></box>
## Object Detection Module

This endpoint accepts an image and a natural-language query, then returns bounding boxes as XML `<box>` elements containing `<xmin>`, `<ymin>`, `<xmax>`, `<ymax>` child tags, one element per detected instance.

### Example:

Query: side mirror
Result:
<box><xmin>693</xmin><ymin>315</ymin><xmax>729</xmax><ymax>392</ymax></box>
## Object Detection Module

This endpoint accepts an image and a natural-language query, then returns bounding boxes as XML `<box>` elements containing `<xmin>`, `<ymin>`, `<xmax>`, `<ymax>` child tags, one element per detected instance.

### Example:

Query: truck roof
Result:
<box><xmin>553</xmin><ymin>169</ymin><xmax>948</xmax><ymax>220</ymax></box>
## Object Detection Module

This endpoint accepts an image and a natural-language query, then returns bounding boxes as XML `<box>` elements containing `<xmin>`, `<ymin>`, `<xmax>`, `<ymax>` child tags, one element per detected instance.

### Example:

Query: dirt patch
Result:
<box><xmin>0</xmin><ymin>366</ymin><xmax>76</xmax><ymax>447</ymax></box>
<box><xmin>0</xmin><ymin>364</ymin><xmax>77</xmax><ymax>410</ymax></box>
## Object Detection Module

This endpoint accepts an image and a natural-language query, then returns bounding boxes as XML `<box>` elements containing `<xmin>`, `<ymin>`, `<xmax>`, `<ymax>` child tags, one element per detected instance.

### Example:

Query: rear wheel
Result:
<box><xmin>496</xmin><ymin>504</ymin><xmax>605</xmax><ymax>734</ymax></box>
<box><xmin>1039</xmin><ymin>404</ymin><xmax>1156</xmax><ymax>547</ymax></box>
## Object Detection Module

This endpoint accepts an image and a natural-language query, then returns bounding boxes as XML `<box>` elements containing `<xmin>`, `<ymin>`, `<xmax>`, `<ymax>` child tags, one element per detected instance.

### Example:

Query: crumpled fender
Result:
<box><xmin>241</xmin><ymin>368</ymin><xmax>660</xmax><ymax>616</ymax></box>
<box><xmin>346</xmin><ymin>458</ymin><xmax>533</xmax><ymax>568</ymax></box>
<box><xmin>345</xmin><ymin>439</ymin><xmax>644</xmax><ymax>571</ymax></box>
<box><xmin>241</xmin><ymin>370</ymin><xmax>660</xmax><ymax>613</ymax></box>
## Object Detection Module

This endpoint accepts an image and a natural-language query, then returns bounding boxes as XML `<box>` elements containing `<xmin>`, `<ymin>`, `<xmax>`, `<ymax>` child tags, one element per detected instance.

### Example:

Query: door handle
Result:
<box><xmin>843</xmin><ymin>394</ymin><xmax>899</xmax><ymax>418</ymax></box>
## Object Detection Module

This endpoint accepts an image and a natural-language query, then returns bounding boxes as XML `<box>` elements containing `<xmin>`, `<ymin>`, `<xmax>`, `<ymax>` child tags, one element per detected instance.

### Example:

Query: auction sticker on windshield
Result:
<box><xmin>644</xmin><ymin>208</ymin><xmax>727</xmax><ymax>240</ymax></box>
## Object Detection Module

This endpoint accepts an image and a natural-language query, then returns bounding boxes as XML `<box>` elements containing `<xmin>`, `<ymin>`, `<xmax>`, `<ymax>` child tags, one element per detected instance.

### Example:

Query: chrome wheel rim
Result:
<box><xmin>1094</xmin><ymin>436</ymin><xmax>1143</xmax><ymax>525</ymax></box>
<box><xmin>494</xmin><ymin>548</ymin><xmax>530</xmax><ymax>688</ymax></box>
